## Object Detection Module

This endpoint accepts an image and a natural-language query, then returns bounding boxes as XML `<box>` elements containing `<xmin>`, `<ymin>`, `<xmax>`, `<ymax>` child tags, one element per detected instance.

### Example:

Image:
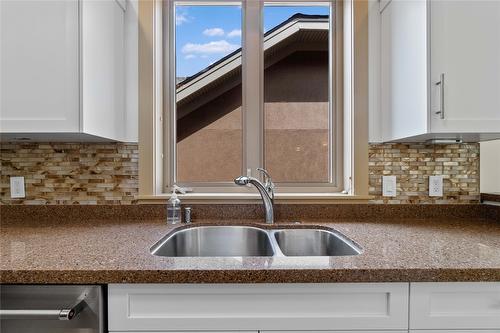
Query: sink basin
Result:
<box><xmin>273</xmin><ymin>229</ymin><xmax>361</xmax><ymax>256</ymax></box>
<box><xmin>151</xmin><ymin>226</ymin><xmax>274</xmax><ymax>257</ymax></box>
<box><xmin>151</xmin><ymin>225</ymin><xmax>361</xmax><ymax>258</ymax></box>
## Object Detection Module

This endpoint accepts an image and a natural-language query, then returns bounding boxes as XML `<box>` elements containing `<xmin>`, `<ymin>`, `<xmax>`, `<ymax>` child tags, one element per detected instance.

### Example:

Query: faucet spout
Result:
<box><xmin>234</xmin><ymin>176</ymin><xmax>274</xmax><ymax>224</ymax></box>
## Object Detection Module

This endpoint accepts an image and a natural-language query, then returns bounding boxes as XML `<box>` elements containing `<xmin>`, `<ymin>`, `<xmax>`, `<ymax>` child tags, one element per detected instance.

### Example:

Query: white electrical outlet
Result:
<box><xmin>382</xmin><ymin>176</ymin><xmax>397</xmax><ymax>197</ymax></box>
<box><xmin>429</xmin><ymin>175</ymin><xmax>444</xmax><ymax>197</ymax></box>
<box><xmin>10</xmin><ymin>176</ymin><xmax>25</xmax><ymax>199</ymax></box>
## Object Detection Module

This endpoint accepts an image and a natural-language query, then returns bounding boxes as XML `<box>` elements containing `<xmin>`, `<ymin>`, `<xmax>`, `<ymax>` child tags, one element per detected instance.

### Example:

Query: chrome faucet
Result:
<box><xmin>234</xmin><ymin>168</ymin><xmax>275</xmax><ymax>224</ymax></box>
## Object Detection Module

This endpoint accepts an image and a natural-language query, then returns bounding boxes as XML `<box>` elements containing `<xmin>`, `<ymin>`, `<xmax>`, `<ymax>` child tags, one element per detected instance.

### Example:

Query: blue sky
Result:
<box><xmin>175</xmin><ymin>5</ymin><xmax>330</xmax><ymax>78</ymax></box>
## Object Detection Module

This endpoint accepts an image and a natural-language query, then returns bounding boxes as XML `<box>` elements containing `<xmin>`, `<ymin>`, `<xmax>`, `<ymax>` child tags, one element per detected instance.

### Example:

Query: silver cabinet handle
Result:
<box><xmin>435</xmin><ymin>73</ymin><xmax>445</xmax><ymax>119</ymax></box>
<box><xmin>0</xmin><ymin>297</ymin><xmax>87</xmax><ymax>321</ymax></box>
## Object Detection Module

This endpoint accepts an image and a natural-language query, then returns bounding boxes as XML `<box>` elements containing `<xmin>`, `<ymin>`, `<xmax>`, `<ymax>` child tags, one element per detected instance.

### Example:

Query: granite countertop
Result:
<box><xmin>1</xmin><ymin>214</ymin><xmax>500</xmax><ymax>284</ymax></box>
<box><xmin>482</xmin><ymin>192</ymin><xmax>500</xmax><ymax>203</ymax></box>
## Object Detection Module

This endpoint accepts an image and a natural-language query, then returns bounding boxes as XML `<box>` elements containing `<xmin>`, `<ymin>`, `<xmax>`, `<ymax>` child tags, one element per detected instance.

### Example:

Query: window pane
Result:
<box><xmin>175</xmin><ymin>4</ymin><xmax>242</xmax><ymax>183</ymax></box>
<box><xmin>263</xmin><ymin>4</ymin><xmax>331</xmax><ymax>183</ymax></box>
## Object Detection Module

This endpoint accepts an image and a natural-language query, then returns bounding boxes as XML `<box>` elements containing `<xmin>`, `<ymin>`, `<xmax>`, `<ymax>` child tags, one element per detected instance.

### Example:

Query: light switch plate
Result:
<box><xmin>382</xmin><ymin>176</ymin><xmax>397</xmax><ymax>197</ymax></box>
<box><xmin>10</xmin><ymin>176</ymin><xmax>25</xmax><ymax>198</ymax></box>
<box><xmin>429</xmin><ymin>175</ymin><xmax>443</xmax><ymax>197</ymax></box>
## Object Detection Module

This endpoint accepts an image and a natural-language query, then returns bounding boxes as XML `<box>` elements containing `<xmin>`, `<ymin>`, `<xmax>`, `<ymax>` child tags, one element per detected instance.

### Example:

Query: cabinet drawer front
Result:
<box><xmin>108</xmin><ymin>283</ymin><xmax>409</xmax><ymax>331</ymax></box>
<box><xmin>410</xmin><ymin>282</ymin><xmax>500</xmax><ymax>329</ymax></box>
<box><xmin>411</xmin><ymin>331</ymin><xmax>500</xmax><ymax>333</ymax></box>
<box><xmin>115</xmin><ymin>330</ymin><xmax>406</xmax><ymax>333</ymax></box>
<box><xmin>111</xmin><ymin>331</ymin><xmax>256</xmax><ymax>333</ymax></box>
<box><xmin>267</xmin><ymin>331</ymin><xmax>407</xmax><ymax>333</ymax></box>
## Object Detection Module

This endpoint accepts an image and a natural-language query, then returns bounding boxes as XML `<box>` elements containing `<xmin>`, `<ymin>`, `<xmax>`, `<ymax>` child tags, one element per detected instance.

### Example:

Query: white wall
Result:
<box><xmin>480</xmin><ymin>140</ymin><xmax>500</xmax><ymax>193</ymax></box>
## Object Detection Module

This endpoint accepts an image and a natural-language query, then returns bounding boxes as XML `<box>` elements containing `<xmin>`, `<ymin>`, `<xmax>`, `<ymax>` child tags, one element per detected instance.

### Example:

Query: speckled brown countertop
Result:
<box><xmin>482</xmin><ymin>192</ymin><xmax>500</xmax><ymax>203</ymax></box>
<box><xmin>1</xmin><ymin>205</ymin><xmax>499</xmax><ymax>283</ymax></box>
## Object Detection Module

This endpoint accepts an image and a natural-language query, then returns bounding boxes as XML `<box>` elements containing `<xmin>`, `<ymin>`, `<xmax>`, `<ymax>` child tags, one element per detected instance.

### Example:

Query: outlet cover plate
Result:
<box><xmin>10</xmin><ymin>176</ymin><xmax>25</xmax><ymax>199</ymax></box>
<box><xmin>429</xmin><ymin>175</ymin><xmax>444</xmax><ymax>197</ymax></box>
<box><xmin>382</xmin><ymin>176</ymin><xmax>397</xmax><ymax>197</ymax></box>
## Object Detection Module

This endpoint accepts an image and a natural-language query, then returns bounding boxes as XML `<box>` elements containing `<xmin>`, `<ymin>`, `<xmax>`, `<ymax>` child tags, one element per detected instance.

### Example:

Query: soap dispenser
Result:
<box><xmin>167</xmin><ymin>185</ymin><xmax>183</xmax><ymax>224</ymax></box>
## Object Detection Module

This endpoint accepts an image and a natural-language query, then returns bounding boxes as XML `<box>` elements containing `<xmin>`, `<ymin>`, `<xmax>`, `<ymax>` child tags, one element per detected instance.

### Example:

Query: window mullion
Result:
<box><xmin>242</xmin><ymin>0</ymin><xmax>264</xmax><ymax>179</ymax></box>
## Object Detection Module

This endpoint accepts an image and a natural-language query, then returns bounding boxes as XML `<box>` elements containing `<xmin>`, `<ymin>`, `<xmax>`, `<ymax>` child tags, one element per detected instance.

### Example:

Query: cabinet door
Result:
<box><xmin>410</xmin><ymin>282</ymin><xmax>500</xmax><ymax>330</ymax></box>
<box><xmin>411</xmin><ymin>331</ymin><xmax>499</xmax><ymax>333</ymax></box>
<box><xmin>430</xmin><ymin>1</ymin><xmax>500</xmax><ymax>133</ymax></box>
<box><xmin>380</xmin><ymin>0</ymin><xmax>428</xmax><ymax>141</ymax></box>
<box><xmin>81</xmin><ymin>0</ymin><xmax>125</xmax><ymax>140</ymax></box>
<box><xmin>0</xmin><ymin>0</ymin><xmax>79</xmax><ymax>133</ymax></box>
<box><xmin>108</xmin><ymin>283</ymin><xmax>409</xmax><ymax>331</ymax></box>
<box><xmin>111</xmin><ymin>331</ymin><xmax>496</xmax><ymax>333</ymax></box>
<box><xmin>265</xmin><ymin>331</ymin><xmax>408</xmax><ymax>333</ymax></box>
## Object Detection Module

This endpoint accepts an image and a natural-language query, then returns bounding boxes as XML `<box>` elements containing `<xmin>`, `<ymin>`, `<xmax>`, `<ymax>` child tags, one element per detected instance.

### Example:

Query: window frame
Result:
<box><xmin>165</xmin><ymin>0</ymin><xmax>343</xmax><ymax>193</ymax></box>
<box><xmin>261</xmin><ymin>1</ymin><xmax>344</xmax><ymax>191</ymax></box>
<box><xmin>165</xmin><ymin>0</ymin><xmax>245</xmax><ymax>191</ymax></box>
<box><xmin>138</xmin><ymin>0</ymin><xmax>369</xmax><ymax>201</ymax></box>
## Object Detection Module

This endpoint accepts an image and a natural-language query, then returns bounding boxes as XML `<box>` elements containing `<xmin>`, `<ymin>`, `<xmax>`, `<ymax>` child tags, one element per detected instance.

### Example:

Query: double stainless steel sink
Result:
<box><xmin>150</xmin><ymin>225</ymin><xmax>361</xmax><ymax>257</ymax></box>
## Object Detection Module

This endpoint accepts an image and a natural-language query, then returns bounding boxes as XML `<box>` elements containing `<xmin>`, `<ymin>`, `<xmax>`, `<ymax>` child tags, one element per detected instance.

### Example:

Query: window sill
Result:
<box><xmin>137</xmin><ymin>193</ymin><xmax>374</xmax><ymax>204</ymax></box>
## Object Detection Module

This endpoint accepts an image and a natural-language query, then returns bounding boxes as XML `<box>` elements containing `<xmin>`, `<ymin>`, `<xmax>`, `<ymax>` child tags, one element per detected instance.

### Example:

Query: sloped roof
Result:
<box><xmin>176</xmin><ymin>14</ymin><xmax>329</xmax><ymax>103</ymax></box>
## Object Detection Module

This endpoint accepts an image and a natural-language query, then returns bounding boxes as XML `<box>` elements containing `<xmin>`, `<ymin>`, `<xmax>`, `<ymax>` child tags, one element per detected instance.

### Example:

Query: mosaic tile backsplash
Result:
<box><xmin>0</xmin><ymin>143</ymin><xmax>138</xmax><ymax>204</ymax></box>
<box><xmin>1</xmin><ymin>142</ymin><xmax>479</xmax><ymax>204</ymax></box>
<box><xmin>369</xmin><ymin>143</ymin><xmax>480</xmax><ymax>204</ymax></box>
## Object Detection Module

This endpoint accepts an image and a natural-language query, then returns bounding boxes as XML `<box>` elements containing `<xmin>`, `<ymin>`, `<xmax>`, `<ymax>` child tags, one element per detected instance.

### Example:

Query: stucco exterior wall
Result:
<box><xmin>176</xmin><ymin>51</ymin><xmax>329</xmax><ymax>183</ymax></box>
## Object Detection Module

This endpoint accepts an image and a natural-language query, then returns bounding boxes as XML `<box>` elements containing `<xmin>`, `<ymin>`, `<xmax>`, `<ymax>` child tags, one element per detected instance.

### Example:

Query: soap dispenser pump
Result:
<box><xmin>167</xmin><ymin>185</ymin><xmax>184</xmax><ymax>224</ymax></box>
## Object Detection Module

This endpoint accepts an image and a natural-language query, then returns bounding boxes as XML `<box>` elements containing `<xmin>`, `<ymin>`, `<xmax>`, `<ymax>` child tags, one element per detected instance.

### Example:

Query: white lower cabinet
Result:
<box><xmin>411</xmin><ymin>331</ymin><xmax>500</xmax><ymax>333</ymax></box>
<box><xmin>264</xmin><ymin>331</ymin><xmax>408</xmax><ymax>333</ymax></box>
<box><xmin>409</xmin><ymin>282</ymin><xmax>500</xmax><ymax>330</ymax></box>
<box><xmin>112</xmin><ymin>331</ymin><xmax>408</xmax><ymax>333</ymax></box>
<box><xmin>108</xmin><ymin>283</ymin><xmax>409</xmax><ymax>331</ymax></box>
<box><xmin>108</xmin><ymin>282</ymin><xmax>500</xmax><ymax>332</ymax></box>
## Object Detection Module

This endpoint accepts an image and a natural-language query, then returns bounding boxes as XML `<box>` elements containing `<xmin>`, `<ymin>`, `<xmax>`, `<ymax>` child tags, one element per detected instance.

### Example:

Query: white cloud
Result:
<box><xmin>175</xmin><ymin>12</ymin><xmax>189</xmax><ymax>26</ymax></box>
<box><xmin>184</xmin><ymin>54</ymin><xmax>196</xmax><ymax>60</ymax></box>
<box><xmin>203</xmin><ymin>28</ymin><xmax>225</xmax><ymax>37</ymax></box>
<box><xmin>227</xmin><ymin>29</ymin><xmax>242</xmax><ymax>38</ymax></box>
<box><xmin>181</xmin><ymin>40</ymin><xmax>239</xmax><ymax>55</ymax></box>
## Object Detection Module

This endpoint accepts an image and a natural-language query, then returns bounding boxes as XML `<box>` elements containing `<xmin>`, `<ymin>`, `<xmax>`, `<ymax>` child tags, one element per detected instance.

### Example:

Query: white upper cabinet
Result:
<box><xmin>0</xmin><ymin>0</ymin><xmax>80</xmax><ymax>133</ymax></box>
<box><xmin>372</xmin><ymin>0</ymin><xmax>500</xmax><ymax>142</ymax></box>
<box><xmin>81</xmin><ymin>0</ymin><xmax>125</xmax><ymax>140</ymax></box>
<box><xmin>379</xmin><ymin>0</ymin><xmax>428</xmax><ymax>141</ymax></box>
<box><xmin>430</xmin><ymin>0</ymin><xmax>500</xmax><ymax>134</ymax></box>
<box><xmin>0</xmin><ymin>0</ymin><xmax>136</xmax><ymax>142</ymax></box>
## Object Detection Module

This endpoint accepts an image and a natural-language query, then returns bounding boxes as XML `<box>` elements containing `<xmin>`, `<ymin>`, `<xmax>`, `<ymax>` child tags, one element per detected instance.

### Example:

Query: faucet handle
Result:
<box><xmin>256</xmin><ymin>168</ymin><xmax>275</xmax><ymax>201</ymax></box>
<box><xmin>256</xmin><ymin>167</ymin><xmax>271</xmax><ymax>180</ymax></box>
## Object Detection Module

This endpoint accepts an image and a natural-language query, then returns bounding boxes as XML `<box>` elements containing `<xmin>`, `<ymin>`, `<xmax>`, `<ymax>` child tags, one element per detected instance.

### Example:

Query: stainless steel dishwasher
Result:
<box><xmin>0</xmin><ymin>285</ymin><xmax>103</xmax><ymax>333</ymax></box>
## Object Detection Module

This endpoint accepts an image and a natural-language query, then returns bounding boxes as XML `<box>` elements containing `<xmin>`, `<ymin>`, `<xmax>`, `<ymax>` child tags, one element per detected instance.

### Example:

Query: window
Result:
<box><xmin>138</xmin><ymin>0</ymin><xmax>370</xmax><ymax>199</ymax></box>
<box><xmin>174</xmin><ymin>4</ymin><xmax>243</xmax><ymax>183</ymax></box>
<box><xmin>164</xmin><ymin>0</ymin><xmax>343</xmax><ymax>194</ymax></box>
<box><xmin>263</xmin><ymin>4</ymin><xmax>333</xmax><ymax>183</ymax></box>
